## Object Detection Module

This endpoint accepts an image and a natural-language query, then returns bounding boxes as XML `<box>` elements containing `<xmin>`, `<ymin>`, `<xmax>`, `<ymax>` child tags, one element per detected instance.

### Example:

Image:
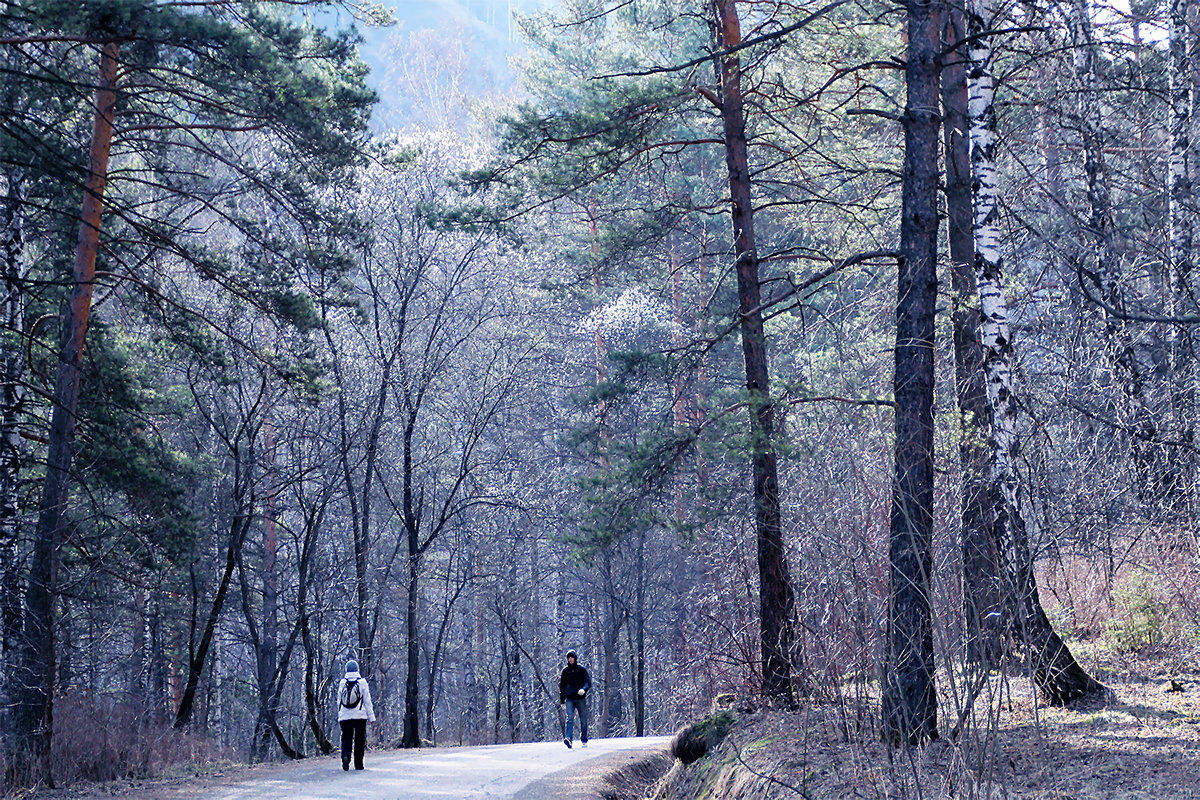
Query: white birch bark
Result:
<box><xmin>967</xmin><ymin>0</ymin><xmax>1016</xmax><ymax>518</ymax></box>
<box><xmin>968</xmin><ymin>0</ymin><xmax>1029</xmax><ymax>647</ymax></box>
<box><xmin>1068</xmin><ymin>0</ymin><xmax>1114</xmax><ymax>287</ymax></box>
<box><xmin>968</xmin><ymin>0</ymin><xmax>1101</xmax><ymax>702</ymax></box>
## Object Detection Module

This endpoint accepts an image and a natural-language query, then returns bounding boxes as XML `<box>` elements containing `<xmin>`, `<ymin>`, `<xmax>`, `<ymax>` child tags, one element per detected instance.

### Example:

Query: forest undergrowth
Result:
<box><xmin>646</xmin><ymin>542</ymin><xmax>1200</xmax><ymax>800</ymax></box>
<box><xmin>15</xmin><ymin>646</ymin><xmax>1200</xmax><ymax>800</ymax></box>
<box><xmin>653</xmin><ymin>646</ymin><xmax>1200</xmax><ymax>800</ymax></box>
<box><xmin>9</xmin><ymin>550</ymin><xmax>1200</xmax><ymax>800</ymax></box>
<box><xmin>650</xmin><ymin>547</ymin><xmax>1200</xmax><ymax>800</ymax></box>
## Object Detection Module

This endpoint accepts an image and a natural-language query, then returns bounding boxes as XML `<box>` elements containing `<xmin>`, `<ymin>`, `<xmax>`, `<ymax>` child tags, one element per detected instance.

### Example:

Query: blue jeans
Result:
<box><xmin>565</xmin><ymin>697</ymin><xmax>588</xmax><ymax>743</ymax></box>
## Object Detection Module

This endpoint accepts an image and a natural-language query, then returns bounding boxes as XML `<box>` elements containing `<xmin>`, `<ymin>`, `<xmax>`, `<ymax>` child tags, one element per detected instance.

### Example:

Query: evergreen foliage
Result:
<box><xmin>2</xmin><ymin>0</ymin><xmax>1199</xmax><ymax>789</ymax></box>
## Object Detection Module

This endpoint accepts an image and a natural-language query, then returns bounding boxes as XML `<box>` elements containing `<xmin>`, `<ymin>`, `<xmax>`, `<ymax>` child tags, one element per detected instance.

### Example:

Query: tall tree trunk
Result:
<box><xmin>1168</xmin><ymin>0</ymin><xmax>1195</xmax><ymax>520</ymax></box>
<box><xmin>528</xmin><ymin>531</ymin><xmax>544</xmax><ymax>742</ymax></box>
<box><xmin>634</xmin><ymin>527</ymin><xmax>646</xmax><ymax>736</ymax></box>
<box><xmin>403</xmin><ymin>535</ymin><xmax>421</xmax><ymax>748</ymax></box>
<box><xmin>0</xmin><ymin>157</ymin><xmax>25</xmax><ymax>670</ymax></box>
<box><xmin>882</xmin><ymin>0</ymin><xmax>940</xmax><ymax>746</ymax></box>
<box><xmin>600</xmin><ymin>553</ymin><xmax>624</xmax><ymax>737</ymax></box>
<box><xmin>967</xmin><ymin>0</ymin><xmax>1103</xmax><ymax>704</ymax></box>
<box><xmin>298</xmin><ymin>498</ymin><xmax>333</xmax><ymax>755</ymax></box>
<box><xmin>402</xmin><ymin>411</ymin><xmax>421</xmax><ymax>748</ymax></box>
<box><xmin>941</xmin><ymin>2</ymin><xmax>1003</xmax><ymax>667</ymax></box>
<box><xmin>426</xmin><ymin>563</ymin><xmax>468</xmax><ymax>745</ymax></box>
<box><xmin>250</xmin><ymin>421</ymin><xmax>280</xmax><ymax>760</ymax></box>
<box><xmin>0</xmin><ymin>148</ymin><xmax>27</xmax><ymax>771</ymax></box>
<box><xmin>713</xmin><ymin>0</ymin><xmax>796</xmax><ymax>704</ymax></box>
<box><xmin>1068</xmin><ymin>0</ymin><xmax>1114</xmax><ymax>291</ymax></box>
<box><xmin>16</xmin><ymin>41</ymin><xmax>119</xmax><ymax>785</ymax></box>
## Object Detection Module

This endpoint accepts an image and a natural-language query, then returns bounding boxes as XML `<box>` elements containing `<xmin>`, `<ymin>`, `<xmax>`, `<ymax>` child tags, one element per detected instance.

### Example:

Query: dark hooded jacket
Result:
<box><xmin>559</xmin><ymin>662</ymin><xmax>591</xmax><ymax>703</ymax></box>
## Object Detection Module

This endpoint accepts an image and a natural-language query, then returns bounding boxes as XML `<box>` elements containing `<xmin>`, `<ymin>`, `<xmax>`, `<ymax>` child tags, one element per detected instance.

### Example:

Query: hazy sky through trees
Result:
<box><xmin>319</xmin><ymin>0</ymin><xmax>557</xmax><ymax>129</ymax></box>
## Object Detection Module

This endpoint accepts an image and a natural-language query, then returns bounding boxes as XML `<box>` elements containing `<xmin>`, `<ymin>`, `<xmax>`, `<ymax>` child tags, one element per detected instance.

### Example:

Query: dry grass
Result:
<box><xmin>2</xmin><ymin>692</ymin><xmax>237</xmax><ymax>800</ymax></box>
<box><xmin>655</xmin><ymin>649</ymin><xmax>1200</xmax><ymax>799</ymax></box>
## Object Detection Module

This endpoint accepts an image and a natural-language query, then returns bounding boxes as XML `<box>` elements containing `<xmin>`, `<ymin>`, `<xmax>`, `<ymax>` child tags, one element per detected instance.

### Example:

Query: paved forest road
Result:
<box><xmin>185</xmin><ymin>736</ymin><xmax>671</xmax><ymax>800</ymax></box>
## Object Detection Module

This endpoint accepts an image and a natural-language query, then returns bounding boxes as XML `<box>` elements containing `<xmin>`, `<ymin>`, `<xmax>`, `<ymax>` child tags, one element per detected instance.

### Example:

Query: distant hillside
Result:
<box><xmin>355</xmin><ymin>0</ymin><xmax>556</xmax><ymax>130</ymax></box>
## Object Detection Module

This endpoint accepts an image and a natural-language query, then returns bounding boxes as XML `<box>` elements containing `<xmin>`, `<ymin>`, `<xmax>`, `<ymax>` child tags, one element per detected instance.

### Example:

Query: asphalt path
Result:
<box><xmin>189</xmin><ymin>735</ymin><xmax>672</xmax><ymax>800</ymax></box>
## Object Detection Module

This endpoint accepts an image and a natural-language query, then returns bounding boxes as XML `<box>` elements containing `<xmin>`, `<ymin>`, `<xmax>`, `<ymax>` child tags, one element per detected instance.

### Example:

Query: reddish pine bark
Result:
<box><xmin>714</xmin><ymin>0</ymin><xmax>797</xmax><ymax>704</ymax></box>
<box><xmin>17</xmin><ymin>41</ymin><xmax>120</xmax><ymax>784</ymax></box>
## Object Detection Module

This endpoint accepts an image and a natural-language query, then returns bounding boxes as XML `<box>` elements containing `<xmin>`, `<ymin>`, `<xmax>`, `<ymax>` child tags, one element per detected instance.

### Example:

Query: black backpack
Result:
<box><xmin>339</xmin><ymin>678</ymin><xmax>362</xmax><ymax>710</ymax></box>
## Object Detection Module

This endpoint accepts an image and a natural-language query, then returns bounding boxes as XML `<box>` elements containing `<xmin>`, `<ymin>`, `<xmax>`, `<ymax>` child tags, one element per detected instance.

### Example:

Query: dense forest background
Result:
<box><xmin>1</xmin><ymin>0</ymin><xmax>1199</xmax><ymax>792</ymax></box>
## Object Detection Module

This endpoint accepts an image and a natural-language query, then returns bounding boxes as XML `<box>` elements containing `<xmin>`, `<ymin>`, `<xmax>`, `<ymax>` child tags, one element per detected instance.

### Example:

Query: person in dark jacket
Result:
<box><xmin>558</xmin><ymin>649</ymin><xmax>591</xmax><ymax>748</ymax></box>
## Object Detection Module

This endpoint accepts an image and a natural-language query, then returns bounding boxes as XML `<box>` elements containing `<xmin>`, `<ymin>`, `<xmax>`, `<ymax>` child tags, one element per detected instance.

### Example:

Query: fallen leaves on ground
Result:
<box><xmin>667</xmin><ymin>649</ymin><xmax>1200</xmax><ymax>799</ymax></box>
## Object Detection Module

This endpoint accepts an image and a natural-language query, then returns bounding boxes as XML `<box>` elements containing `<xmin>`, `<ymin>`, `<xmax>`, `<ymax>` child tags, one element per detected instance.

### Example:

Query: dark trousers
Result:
<box><xmin>340</xmin><ymin>719</ymin><xmax>367</xmax><ymax>769</ymax></box>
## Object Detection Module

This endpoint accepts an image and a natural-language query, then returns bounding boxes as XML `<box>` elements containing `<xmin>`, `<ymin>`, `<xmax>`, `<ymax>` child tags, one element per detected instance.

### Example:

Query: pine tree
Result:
<box><xmin>882</xmin><ymin>0</ymin><xmax>941</xmax><ymax>746</ymax></box>
<box><xmin>2</xmin><ymin>0</ymin><xmax>372</xmax><ymax>781</ymax></box>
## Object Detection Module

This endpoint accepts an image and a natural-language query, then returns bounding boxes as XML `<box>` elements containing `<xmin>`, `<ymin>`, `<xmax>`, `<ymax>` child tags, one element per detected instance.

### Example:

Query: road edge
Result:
<box><xmin>509</xmin><ymin>740</ymin><xmax>673</xmax><ymax>800</ymax></box>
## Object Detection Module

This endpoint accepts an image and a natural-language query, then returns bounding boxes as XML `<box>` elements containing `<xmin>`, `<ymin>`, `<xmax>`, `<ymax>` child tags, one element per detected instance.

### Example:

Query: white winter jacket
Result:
<box><xmin>336</xmin><ymin>670</ymin><xmax>376</xmax><ymax>722</ymax></box>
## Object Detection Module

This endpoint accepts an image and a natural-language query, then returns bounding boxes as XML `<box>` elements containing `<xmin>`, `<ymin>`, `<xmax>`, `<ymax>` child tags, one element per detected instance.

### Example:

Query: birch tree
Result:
<box><xmin>942</xmin><ymin>0</ymin><xmax>1002</xmax><ymax>666</ymax></box>
<box><xmin>967</xmin><ymin>0</ymin><xmax>1103</xmax><ymax>704</ymax></box>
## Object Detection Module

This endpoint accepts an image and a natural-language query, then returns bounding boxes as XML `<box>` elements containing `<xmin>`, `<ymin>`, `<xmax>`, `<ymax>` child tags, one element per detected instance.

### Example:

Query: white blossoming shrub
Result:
<box><xmin>582</xmin><ymin>288</ymin><xmax>681</xmax><ymax>353</ymax></box>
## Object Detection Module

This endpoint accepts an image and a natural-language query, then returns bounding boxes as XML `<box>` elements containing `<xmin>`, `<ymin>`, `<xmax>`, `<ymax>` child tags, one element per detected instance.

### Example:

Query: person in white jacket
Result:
<box><xmin>336</xmin><ymin>659</ymin><xmax>376</xmax><ymax>770</ymax></box>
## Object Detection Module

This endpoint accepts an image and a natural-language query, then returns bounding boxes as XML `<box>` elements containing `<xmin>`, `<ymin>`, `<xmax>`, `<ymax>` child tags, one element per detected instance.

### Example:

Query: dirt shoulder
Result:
<box><xmin>12</xmin><ymin>758</ymin><xmax>311</xmax><ymax>800</ymax></box>
<box><xmin>510</xmin><ymin>741</ymin><xmax>673</xmax><ymax>800</ymax></box>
